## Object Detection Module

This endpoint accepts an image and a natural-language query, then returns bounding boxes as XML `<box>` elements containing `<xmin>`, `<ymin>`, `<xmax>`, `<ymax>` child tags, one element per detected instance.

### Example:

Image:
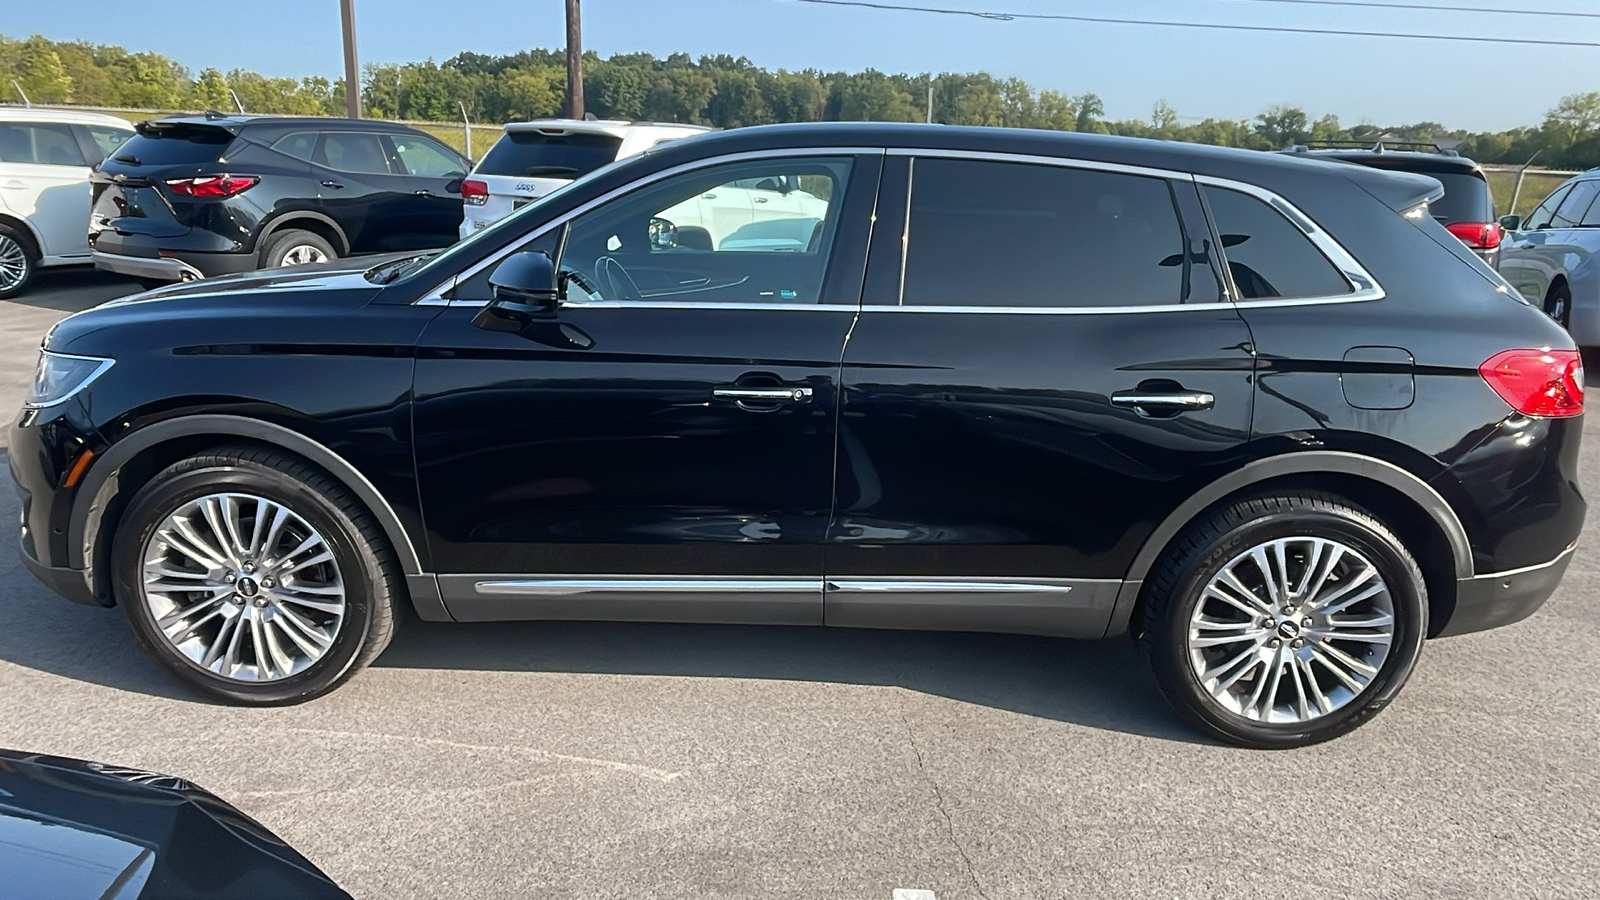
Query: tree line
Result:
<box><xmin>3</xmin><ymin>33</ymin><xmax>1596</xmax><ymax>168</ymax></box>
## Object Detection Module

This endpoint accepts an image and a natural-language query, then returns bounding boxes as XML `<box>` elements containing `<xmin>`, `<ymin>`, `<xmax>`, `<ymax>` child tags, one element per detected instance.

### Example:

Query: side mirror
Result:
<box><xmin>474</xmin><ymin>251</ymin><xmax>559</xmax><ymax>332</ymax></box>
<box><xmin>1499</xmin><ymin>214</ymin><xmax>1522</xmax><ymax>232</ymax></box>
<box><xmin>445</xmin><ymin>178</ymin><xmax>464</xmax><ymax>194</ymax></box>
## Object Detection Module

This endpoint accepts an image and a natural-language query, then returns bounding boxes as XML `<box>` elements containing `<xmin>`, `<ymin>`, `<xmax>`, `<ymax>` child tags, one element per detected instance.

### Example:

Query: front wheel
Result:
<box><xmin>112</xmin><ymin>445</ymin><xmax>400</xmax><ymax>704</ymax></box>
<box><xmin>1138</xmin><ymin>493</ymin><xmax>1427</xmax><ymax>749</ymax></box>
<box><xmin>1545</xmin><ymin>281</ymin><xmax>1573</xmax><ymax>329</ymax></box>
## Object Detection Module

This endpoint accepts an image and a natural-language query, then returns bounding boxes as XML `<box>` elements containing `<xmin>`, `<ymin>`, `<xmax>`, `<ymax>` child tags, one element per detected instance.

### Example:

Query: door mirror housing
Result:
<box><xmin>475</xmin><ymin>251</ymin><xmax>560</xmax><ymax>332</ymax></box>
<box><xmin>1499</xmin><ymin>214</ymin><xmax>1522</xmax><ymax>232</ymax></box>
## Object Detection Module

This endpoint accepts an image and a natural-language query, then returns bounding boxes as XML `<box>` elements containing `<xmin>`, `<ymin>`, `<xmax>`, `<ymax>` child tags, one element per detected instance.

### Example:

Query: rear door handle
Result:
<box><xmin>1110</xmin><ymin>390</ymin><xmax>1215</xmax><ymax>415</ymax></box>
<box><xmin>714</xmin><ymin>387</ymin><xmax>814</xmax><ymax>403</ymax></box>
<box><xmin>321</xmin><ymin>180</ymin><xmax>344</xmax><ymax>189</ymax></box>
<box><xmin>414</xmin><ymin>190</ymin><xmax>435</xmax><ymax>196</ymax></box>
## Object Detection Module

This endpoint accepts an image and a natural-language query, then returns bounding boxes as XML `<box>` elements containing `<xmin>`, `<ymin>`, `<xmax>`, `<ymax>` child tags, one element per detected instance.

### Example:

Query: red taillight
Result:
<box><xmin>461</xmin><ymin>178</ymin><xmax>488</xmax><ymax>206</ymax></box>
<box><xmin>1446</xmin><ymin>221</ymin><xmax>1503</xmax><ymax>249</ymax></box>
<box><xmin>1479</xmin><ymin>349</ymin><xmax>1584</xmax><ymax>417</ymax></box>
<box><xmin>165</xmin><ymin>175</ymin><xmax>259</xmax><ymax>198</ymax></box>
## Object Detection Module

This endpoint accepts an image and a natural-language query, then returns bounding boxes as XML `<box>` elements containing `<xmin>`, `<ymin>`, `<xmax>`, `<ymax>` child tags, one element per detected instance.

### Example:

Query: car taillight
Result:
<box><xmin>1479</xmin><ymin>349</ymin><xmax>1584</xmax><ymax>417</ymax></box>
<box><xmin>165</xmin><ymin>175</ymin><xmax>259</xmax><ymax>198</ymax></box>
<box><xmin>1446</xmin><ymin>221</ymin><xmax>1503</xmax><ymax>249</ymax></box>
<box><xmin>461</xmin><ymin>178</ymin><xmax>488</xmax><ymax>206</ymax></box>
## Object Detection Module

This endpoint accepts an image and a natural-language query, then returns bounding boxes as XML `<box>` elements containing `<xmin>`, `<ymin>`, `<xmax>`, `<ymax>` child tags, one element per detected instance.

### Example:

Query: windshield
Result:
<box><xmin>475</xmin><ymin>131</ymin><xmax>623</xmax><ymax>178</ymax></box>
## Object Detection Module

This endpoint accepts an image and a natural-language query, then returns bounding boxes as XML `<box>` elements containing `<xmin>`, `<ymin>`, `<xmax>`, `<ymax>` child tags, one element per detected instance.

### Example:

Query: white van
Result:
<box><xmin>0</xmin><ymin>108</ymin><xmax>136</xmax><ymax>297</ymax></box>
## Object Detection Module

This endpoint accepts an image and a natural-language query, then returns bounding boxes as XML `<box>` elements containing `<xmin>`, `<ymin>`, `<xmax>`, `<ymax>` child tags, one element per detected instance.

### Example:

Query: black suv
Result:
<box><xmin>89</xmin><ymin>115</ymin><xmax>470</xmax><ymax>282</ymax></box>
<box><xmin>15</xmin><ymin>123</ymin><xmax>1582</xmax><ymax>749</ymax></box>
<box><xmin>1282</xmin><ymin>141</ymin><xmax>1501</xmax><ymax>267</ymax></box>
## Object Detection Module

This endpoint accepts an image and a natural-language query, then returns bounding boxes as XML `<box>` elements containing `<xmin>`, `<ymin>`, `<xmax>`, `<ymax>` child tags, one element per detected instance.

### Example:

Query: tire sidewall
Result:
<box><xmin>0</xmin><ymin>225</ymin><xmax>37</xmax><ymax>299</ymax></box>
<box><xmin>1156</xmin><ymin>506</ymin><xmax>1427</xmax><ymax>748</ymax></box>
<box><xmin>113</xmin><ymin>461</ymin><xmax>378</xmax><ymax>704</ymax></box>
<box><xmin>263</xmin><ymin>229</ymin><xmax>336</xmax><ymax>269</ymax></box>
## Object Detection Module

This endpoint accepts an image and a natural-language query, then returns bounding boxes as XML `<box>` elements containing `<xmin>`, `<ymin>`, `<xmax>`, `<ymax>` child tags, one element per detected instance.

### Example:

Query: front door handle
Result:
<box><xmin>321</xmin><ymin>180</ymin><xmax>344</xmax><ymax>189</ymax></box>
<box><xmin>1110</xmin><ymin>389</ymin><xmax>1215</xmax><ymax>415</ymax></box>
<box><xmin>415</xmin><ymin>190</ymin><xmax>435</xmax><ymax>196</ymax></box>
<box><xmin>713</xmin><ymin>386</ymin><xmax>813</xmax><ymax>403</ymax></box>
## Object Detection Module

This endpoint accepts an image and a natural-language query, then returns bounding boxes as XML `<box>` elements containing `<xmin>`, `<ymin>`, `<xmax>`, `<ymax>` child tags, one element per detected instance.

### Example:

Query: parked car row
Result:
<box><xmin>0</xmin><ymin>107</ymin><xmax>709</xmax><ymax>298</ymax></box>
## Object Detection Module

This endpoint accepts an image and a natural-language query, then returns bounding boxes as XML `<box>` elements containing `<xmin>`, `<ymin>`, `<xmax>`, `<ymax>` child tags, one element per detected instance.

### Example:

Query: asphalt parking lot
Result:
<box><xmin>1</xmin><ymin>270</ymin><xmax>1597</xmax><ymax>899</ymax></box>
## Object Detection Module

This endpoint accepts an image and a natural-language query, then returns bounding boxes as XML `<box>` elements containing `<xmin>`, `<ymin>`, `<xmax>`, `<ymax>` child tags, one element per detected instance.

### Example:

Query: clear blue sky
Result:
<box><xmin>8</xmin><ymin>0</ymin><xmax>1597</xmax><ymax>131</ymax></box>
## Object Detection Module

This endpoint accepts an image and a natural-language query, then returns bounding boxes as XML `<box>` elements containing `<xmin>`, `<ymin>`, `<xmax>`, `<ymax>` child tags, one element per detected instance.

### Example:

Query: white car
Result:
<box><xmin>459</xmin><ymin>119</ymin><xmax>711</xmax><ymax>239</ymax></box>
<box><xmin>0</xmin><ymin>108</ymin><xmax>135</xmax><ymax>297</ymax></box>
<box><xmin>656</xmin><ymin>174</ymin><xmax>833</xmax><ymax>251</ymax></box>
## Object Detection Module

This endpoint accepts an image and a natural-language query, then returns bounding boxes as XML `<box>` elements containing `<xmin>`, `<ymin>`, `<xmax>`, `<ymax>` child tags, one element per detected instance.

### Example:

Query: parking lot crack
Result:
<box><xmin>282</xmin><ymin>727</ymin><xmax>685</xmax><ymax>783</ymax></box>
<box><xmin>896</xmin><ymin>700</ymin><xmax>990</xmax><ymax>900</ymax></box>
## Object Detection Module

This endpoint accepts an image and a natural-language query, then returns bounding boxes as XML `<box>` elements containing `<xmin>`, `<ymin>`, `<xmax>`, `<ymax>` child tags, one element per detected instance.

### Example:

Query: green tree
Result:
<box><xmin>1073</xmin><ymin>93</ymin><xmax>1103</xmax><ymax>132</ymax></box>
<box><xmin>836</xmin><ymin>70</ymin><xmax>918</xmax><ymax>123</ymax></box>
<box><xmin>1255</xmin><ymin>104</ymin><xmax>1309</xmax><ymax>148</ymax></box>
<box><xmin>189</xmin><ymin>67</ymin><xmax>230</xmax><ymax>111</ymax></box>
<box><xmin>500</xmin><ymin>67</ymin><xmax>563</xmax><ymax>120</ymax></box>
<box><xmin>16</xmin><ymin>36</ymin><xmax>74</xmax><ymax>103</ymax></box>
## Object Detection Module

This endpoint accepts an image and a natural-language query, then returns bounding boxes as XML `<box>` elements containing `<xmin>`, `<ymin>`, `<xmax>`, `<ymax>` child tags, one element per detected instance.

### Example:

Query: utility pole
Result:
<box><xmin>340</xmin><ymin>0</ymin><xmax>361</xmax><ymax>118</ymax></box>
<box><xmin>926</xmin><ymin>78</ymin><xmax>934</xmax><ymax>124</ymax></box>
<box><xmin>566</xmin><ymin>0</ymin><xmax>584</xmax><ymax>119</ymax></box>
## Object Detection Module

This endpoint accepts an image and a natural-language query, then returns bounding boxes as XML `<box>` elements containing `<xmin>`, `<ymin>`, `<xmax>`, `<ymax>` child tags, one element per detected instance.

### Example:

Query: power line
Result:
<box><xmin>788</xmin><ymin>0</ymin><xmax>1600</xmax><ymax>47</ymax></box>
<box><xmin>1183</xmin><ymin>0</ymin><xmax>1600</xmax><ymax>20</ymax></box>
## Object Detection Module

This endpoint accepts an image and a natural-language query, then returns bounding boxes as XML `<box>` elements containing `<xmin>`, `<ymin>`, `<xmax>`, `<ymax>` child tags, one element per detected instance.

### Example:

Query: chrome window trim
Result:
<box><xmin>418</xmin><ymin>146</ymin><xmax>886</xmax><ymax>307</ymax></box>
<box><xmin>421</xmin><ymin>146</ymin><xmax>1384</xmax><ymax>314</ymax></box>
<box><xmin>1193</xmin><ymin>173</ymin><xmax>1385</xmax><ymax>306</ymax></box>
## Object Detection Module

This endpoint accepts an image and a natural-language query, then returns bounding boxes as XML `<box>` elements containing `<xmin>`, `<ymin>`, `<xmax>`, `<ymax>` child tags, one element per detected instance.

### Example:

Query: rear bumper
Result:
<box><xmin>93</xmin><ymin>248</ymin><xmax>203</xmax><ymax>282</ymax></box>
<box><xmin>1440</xmin><ymin>545</ymin><xmax>1576</xmax><ymax>637</ymax></box>
<box><xmin>91</xmin><ymin>230</ymin><xmax>258</xmax><ymax>281</ymax></box>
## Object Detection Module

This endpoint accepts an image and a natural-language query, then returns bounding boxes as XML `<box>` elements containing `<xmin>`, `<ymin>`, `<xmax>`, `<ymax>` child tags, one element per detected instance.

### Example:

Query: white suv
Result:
<box><xmin>459</xmin><ymin>119</ymin><xmax>711</xmax><ymax>239</ymax></box>
<box><xmin>0</xmin><ymin>108</ymin><xmax>135</xmax><ymax>297</ymax></box>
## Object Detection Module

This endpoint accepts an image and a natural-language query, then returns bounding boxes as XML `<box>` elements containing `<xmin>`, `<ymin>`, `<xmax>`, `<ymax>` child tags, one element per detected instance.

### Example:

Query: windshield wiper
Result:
<box><xmin>365</xmin><ymin>252</ymin><xmax>437</xmax><ymax>285</ymax></box>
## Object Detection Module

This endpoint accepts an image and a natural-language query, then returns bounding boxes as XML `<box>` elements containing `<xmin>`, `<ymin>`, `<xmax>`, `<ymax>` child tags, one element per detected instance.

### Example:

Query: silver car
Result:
<box><xmin>1499</xmin><ymin>172</ymin><xmax>1600</xmax><ymax>344</ymax></box>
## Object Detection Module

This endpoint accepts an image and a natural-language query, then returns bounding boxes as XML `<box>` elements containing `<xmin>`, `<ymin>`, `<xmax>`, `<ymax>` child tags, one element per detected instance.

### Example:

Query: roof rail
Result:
<box><xmin>1298</xmin><ymin>139</ymin><xmax>1446</xmax><ymax>155</ymax></box>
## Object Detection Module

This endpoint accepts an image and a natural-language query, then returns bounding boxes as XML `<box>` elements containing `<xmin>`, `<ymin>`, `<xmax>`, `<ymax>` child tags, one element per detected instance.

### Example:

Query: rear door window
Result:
<box><xmin>476</xmin><ymin>131</ymin><xmax>622</xmax><ymax>178</ymax></box>
<box><xmin>1202</xmin><ymin>185</ymin><xmax>1352</xmax><ymax>300</ymax></box>
<box><xmin>273</xmin><ymin>131</ymin><xmax>320</xmax><ymax>162</ymax></box>
<box><xmin>318</xmin><ymin>132</ymin><xmax>393</xmax><ymax>174</ymax></box>
<box><xmin>0</xmin><ymin>123</ymin><xmax>86</xmax><ymax>166</ymax></box>
<box><xmin>899</xmin><ymin>157</ymin><xmax>1204</xmax><ymax>308</ymax></box>
<box><xmin>1583</xmin><ymin>184</ymin><xmax>1600</xmax><ymax>227</ymax></box>
<box><xmin>1551</xmin><ymin>180</ymin><xmax>1600</xmax><ymax>229</ymax></box>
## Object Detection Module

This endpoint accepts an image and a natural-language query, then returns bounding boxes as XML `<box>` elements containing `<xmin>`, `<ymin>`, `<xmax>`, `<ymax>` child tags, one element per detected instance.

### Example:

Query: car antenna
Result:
<box><xmin>584</xmin><ymin>112</ymin><xmax>598</xmax><ymax>121</ymax></box>
<box><xmin>203</xmin><ymin>109</ymin><xmax>230</xmax><ymax>120</ymax></box>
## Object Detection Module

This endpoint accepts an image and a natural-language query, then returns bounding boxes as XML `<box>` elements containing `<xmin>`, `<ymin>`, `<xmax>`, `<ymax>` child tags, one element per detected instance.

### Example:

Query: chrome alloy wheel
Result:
<box><xmin>1187</xmin><ymin>537</ymin><xmax>1395</xmax><ymax>724</ymax></box>
<box><xmin>142</xmin><ymin>493</ymin><xmax>345</xmax><ymax>682</ymax></box>
<box><xmin>0</xmin><ymin>234</ymin><xmax>27</xmax><ymax>291</ymax></box>
<box><xmin>280</xmin><ymin>244</ymin><xmax>329</xmax><ymax>266</ymax></box>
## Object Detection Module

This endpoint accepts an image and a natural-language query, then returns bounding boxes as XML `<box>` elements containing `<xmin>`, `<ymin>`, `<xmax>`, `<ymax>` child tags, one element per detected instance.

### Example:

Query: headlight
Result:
<box><xmin>26</xmin><ymin>351</ymin><xmax>114</xmax><ymax>409</ymax></box>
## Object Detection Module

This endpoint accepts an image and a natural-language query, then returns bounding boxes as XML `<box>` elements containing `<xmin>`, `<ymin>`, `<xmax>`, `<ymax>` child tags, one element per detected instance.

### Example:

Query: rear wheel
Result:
<box><xmin>112</xmin><ymin>445</ymin><xmax>400</xmax><ymax>704</ymax></box>
<box><xmin>262</xmin><ymin>229</ymin><xmax>337</xmax><ymax>269</ymax></box>
<box><xmin>1545</xmin><ymin>280</ymin><xmax>1572</xmax><ymax>329</ymax></box>
<box><xmin>0</xmin><ymin>224</ymin><xmax>38</xmax><ymax>299</ymax></box>
<box><xmin>1138</xmin><ymin>493</ymin><xmax>1427</xmax><ymax>749</ymax></box>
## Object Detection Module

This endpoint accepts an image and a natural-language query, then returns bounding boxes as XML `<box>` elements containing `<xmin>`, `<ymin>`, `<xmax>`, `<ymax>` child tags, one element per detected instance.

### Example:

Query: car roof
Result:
<box><xmin>1281</xmin><ymin>147</ymin><xmax>1485</xmax><ymax>176</ymax></box>
<box><xmin>141</xmin><ymin>113</ymin><xmax>429</xmax><ymax>133</ymax></box>
<box><xmin>0</xmin><ymin>106</ymin><xmax>134</xmax><ymax>128</ymax></box>
<box><xmin>501</xmin><ymin>118</ymin><xmax>713</xmax><ymax>137</ymax></box>
<box><xmin>632</xmin><ymin>121</ymin><xmax>1443</xmax><ymax>211</ymax></box>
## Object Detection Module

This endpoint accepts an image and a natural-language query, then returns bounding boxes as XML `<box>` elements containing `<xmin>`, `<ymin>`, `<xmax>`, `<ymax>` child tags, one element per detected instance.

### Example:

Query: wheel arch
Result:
<box><xmin>71</xmin><ymin>415</ymin><xmax>423</xmax><ymax>607</ymax></box>
<box><xmin>254</xmin><ymin>211</ymin><xmax>349</xmax><ymax>258</ymax></box>
<box><xmin>1107</xmin><ymin>451</ymin><xmax>1472</xmax><ymax>640</ymax></box>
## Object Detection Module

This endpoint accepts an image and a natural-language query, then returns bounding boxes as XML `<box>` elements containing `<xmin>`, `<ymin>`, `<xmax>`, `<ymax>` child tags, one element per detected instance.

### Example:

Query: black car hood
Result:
<box><xmin>0</xmin><ymin>749</ymin><xmax>349</xmax><ymax>899</ymax></box>
<box><xmin>108</xmin><ymin>252</ymin><xmax>427</xmax><ymax>306</ymax></box>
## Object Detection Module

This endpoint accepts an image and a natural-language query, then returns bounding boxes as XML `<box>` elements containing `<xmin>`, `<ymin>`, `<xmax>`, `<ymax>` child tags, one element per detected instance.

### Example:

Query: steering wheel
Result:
<box><xmin>595</xmin><ymin>256</ymin><xmax>643</xmax><ymax>301</ymax></box>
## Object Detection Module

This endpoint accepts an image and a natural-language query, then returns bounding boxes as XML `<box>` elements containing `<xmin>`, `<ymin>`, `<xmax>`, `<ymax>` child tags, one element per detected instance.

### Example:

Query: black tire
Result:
<box><xmin>111</xmin><ymin>445</ymin><xmax>400</xmax><ymax>704</ymax></box>
<box><xmin>134</xmin><ymin>277</ymin><xmax>173</xmax><ymax>291</ymax></box>
<box><xmin>1545</xmin><ymin>281</ymin><xmax>1572</xmax><ymax>330</ymax></box>
<box><xmin>0</xmin><ymin>222</ymin><xmax>39</xmax><ymax>299</ymax></box>
<box><xmin>261</xmin><ymin>229</ymin><xmax>337</xmax><ymax>269</ymax></box>
<box><xmin>1136</xmin><ymin>493</ymin><xmax>1427</xmax><ymax>749</ymax></box>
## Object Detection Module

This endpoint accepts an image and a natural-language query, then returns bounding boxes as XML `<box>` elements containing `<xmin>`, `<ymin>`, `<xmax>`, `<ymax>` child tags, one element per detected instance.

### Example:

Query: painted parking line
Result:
<box><xmin>892</xmin><ymin>890</ymin><xmax>937</xmax><ymax>900</ymax></box>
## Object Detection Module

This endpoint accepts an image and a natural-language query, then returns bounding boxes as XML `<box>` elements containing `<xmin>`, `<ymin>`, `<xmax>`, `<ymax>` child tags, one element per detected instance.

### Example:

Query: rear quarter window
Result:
<box><xmin>477</xmin><ymin>131</ymin><xmax>623</xmax><ymax>178</ymax></box>
<box><xmin>1202</xmin><ymin>185</ymin><xmax>1353</xmax><ymax>300</ymax></box>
